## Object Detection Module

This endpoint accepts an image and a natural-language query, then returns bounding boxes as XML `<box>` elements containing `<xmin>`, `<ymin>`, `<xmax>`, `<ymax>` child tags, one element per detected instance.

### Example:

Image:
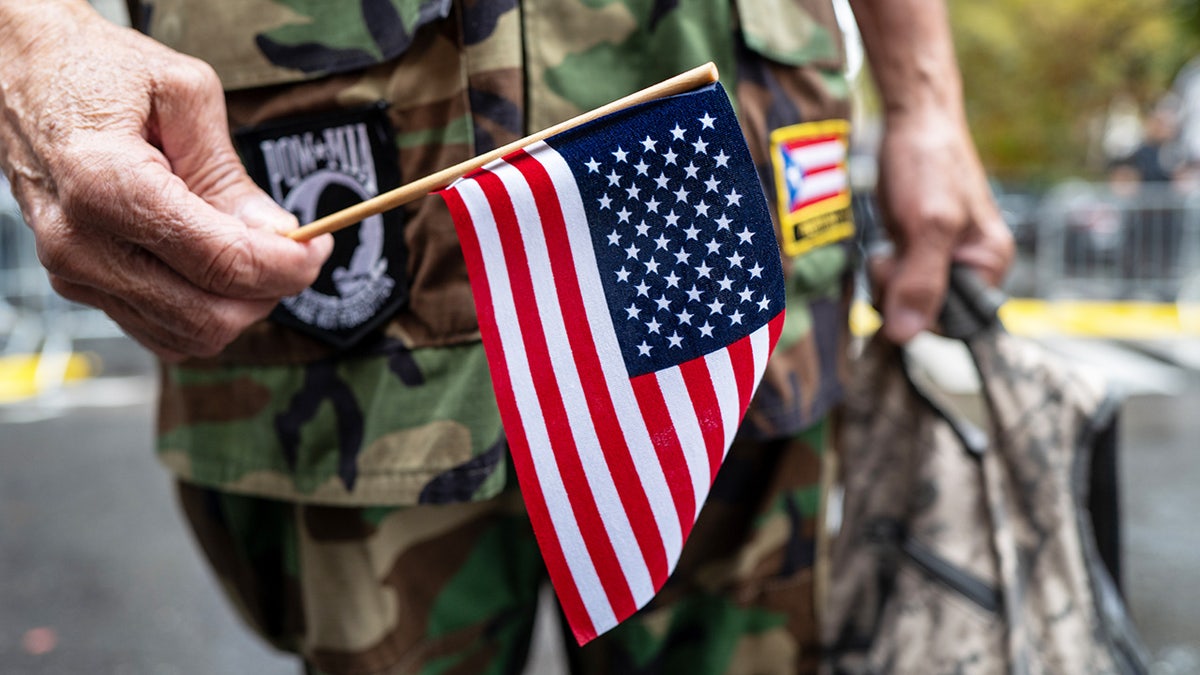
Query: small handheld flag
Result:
<box><xmin>437</xmin><ymin>81</ymin><xmax>786</xmax><ymax>644</ymax></box>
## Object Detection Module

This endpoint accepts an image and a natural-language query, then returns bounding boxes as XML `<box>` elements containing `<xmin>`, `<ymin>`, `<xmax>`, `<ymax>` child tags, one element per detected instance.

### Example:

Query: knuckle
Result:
<box><xmin>200</xmin><ymin>233</ymin><xmax>259</xmax><ymax>295</ymax></box>
<box><xmin>189</xmin><ymin>314</ymin><xmax>243</xmax><ymax>357</ymax></box>
<box><xmin>990</xmin><ymin>215</ymin><xmax>1018</xmax><ymax>257</ymax></box>
<box><xmin>56</xmin><ymin>153</ymin><xmax>116</xmax><ymax>225</ymax></box>
<box><xmin>912</xmin><ymin>205</ymin><xmax>961</xmax><ymax>240</ymax></box>
<box><xmin>34</xmin><ymin>228</ymin><xmax>82</xmax><ymax>280</ymax></box>
<box><xmin>995</xmin><ymin>234</ymin><xmax>1017</xmax><ymax>266</ymax></box>
<box><xmin>176</xmin><ymin>296</ymin><xmax>266</xmax><ymax>357</ymax></box>
<box><xmin>34</xmin><ymin>235</ymin><xmax>67</xmax><ymax>275</ymax></box>
<box><xmin>46</xmin><ymin>273</ymin><xmax>81</xmax><ymax>301</ymax></box>
<box><xmin>164</xmin><ymin>55</ymin><xmax>223</xmax><ymax>99</ymax></box>
<box><xmin>186</xmin><ymin>149</ymin><xmax>250</xmax><ymax>198</ymax></box>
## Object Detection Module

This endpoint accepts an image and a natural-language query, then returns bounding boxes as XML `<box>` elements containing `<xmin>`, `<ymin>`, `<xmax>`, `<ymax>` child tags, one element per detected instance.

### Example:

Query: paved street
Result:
<box><xmin>0</xmin><ymin>336</ymin><xmax>566</xmax><ymax>675</ymax></box>
<box><xmin>2</xmin><ymin>332</ymin><xmax>1199</xmax><ymax>674</ymax></box>
<box><xmin>0</xmin><ymin>340</ymin><xmax>296</xmax><ymax>674</ymax></box>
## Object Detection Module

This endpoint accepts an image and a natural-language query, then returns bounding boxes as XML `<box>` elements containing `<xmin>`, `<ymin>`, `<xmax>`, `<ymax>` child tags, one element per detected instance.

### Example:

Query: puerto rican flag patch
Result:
<box><xmin>769</xmin><ymin>120</ymin><xmax>854</xmax><ymax>257</ymax></box>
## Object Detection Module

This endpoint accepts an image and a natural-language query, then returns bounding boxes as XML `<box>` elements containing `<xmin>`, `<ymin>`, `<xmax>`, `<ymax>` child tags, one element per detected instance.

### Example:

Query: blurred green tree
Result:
<box><xmin>946</xmin><ymin>0</ymin><xmax>1200</xmax><ymax>184</ymax></box>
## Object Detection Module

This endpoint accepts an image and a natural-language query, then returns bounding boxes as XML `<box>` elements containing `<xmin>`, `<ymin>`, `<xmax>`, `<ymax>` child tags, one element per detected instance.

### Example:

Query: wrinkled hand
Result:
<box><xmin>0</xmin><ymin>1</ymin><xmax>332</xmax><ymax>361</ymax></box>
<box><xmin>870</xmin><ymin>108</ymin><xmax>1014</xmax><ymax>343</ymax></box>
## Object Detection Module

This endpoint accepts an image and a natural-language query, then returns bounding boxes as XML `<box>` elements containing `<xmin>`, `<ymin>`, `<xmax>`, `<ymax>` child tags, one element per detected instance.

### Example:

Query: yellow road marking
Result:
<box><xmin>0</xmin><ymin>352</ymin><xmax>97</xmax><ymax>404</ymax></box>
<box><xmin>852</xmin><ymin>299</ymin><xmax>1200</xmax><ymax>338</ymax></box>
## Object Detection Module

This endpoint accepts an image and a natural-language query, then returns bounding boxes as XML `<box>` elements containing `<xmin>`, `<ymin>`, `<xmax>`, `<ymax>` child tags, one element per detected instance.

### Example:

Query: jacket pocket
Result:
<box><xmin>734</xmin><ymin>0</ymin><xmax>847</xmax><ymax>71</ymax></box>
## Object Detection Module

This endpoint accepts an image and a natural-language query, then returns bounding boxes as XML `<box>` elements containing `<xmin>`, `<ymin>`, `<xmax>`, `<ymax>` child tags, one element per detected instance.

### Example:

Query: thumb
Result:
<box><xmin>150</xmin><ymin>57</ymin><xmax>304</xmax><ymax>235</ymax></box>
<box><xmin>881</xmin><ymin>235</ymin><xmax>953</xmax><ymax>344</ymax></box>
<box><xmin>135</xmin><ymin>58</ymin><xmax>333</xmax><ymax>297</ymax></box>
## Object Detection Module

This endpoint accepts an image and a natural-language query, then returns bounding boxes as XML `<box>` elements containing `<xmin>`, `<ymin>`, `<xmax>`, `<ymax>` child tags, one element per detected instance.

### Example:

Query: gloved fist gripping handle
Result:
<box><xmin>0</xmin><ymin>0</ymin><xmax>332</xmax><ymax>361</ymax></box>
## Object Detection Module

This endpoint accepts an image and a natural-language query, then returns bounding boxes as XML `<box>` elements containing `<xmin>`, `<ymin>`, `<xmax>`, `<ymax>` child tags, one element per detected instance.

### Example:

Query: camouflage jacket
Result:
<box><xmin>139</xmin><ymin>0</ymin><xmax>855</xmax><ymax>506</ymax></box>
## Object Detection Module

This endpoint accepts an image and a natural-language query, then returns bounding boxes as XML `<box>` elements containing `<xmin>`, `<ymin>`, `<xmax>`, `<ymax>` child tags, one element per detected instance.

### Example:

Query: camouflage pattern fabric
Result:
<box><xmin>177</xmin><ymin>423</ymin><xmax>830</xmax><ymax>674</ymax></box>
<box><xmin>149</xmin><ymin>0</ymin><xmax>853</xmax><ymax>507</ymax></box>
<box><xmin>137</xmin><ymin>0</ymin><xmax>855</xmax><ymax>672</ymax></box>
<box><xmin>155</xmin><ymin>0</ymin><xmax>525</xmax><ymax>506</ymax></box>
<box><xmin>825</xmin><ymin>287</ymin><xmax>1151</xmax><ymax>673</ymax></box>
<box><xmin>129</xmin><ymin>0</ymin><xmax>455</xmax><ymax>90</ymax></box>
<box><xmin>158</xmin><ymin>341</ymin><xmax>510</xmax><ymax>506</ymax></box>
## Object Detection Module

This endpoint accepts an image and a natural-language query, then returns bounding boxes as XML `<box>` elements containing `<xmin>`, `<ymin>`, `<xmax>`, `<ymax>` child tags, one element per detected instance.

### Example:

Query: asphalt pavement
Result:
<box><xmin>0</xmin><ymin>339</ymin><xmax>296</xmax><ymax>674</ymax></box>
<box><xmin>2</xmin><ymin>332</ymin><xmax>1199</xmax><ymax>674</ymax></box>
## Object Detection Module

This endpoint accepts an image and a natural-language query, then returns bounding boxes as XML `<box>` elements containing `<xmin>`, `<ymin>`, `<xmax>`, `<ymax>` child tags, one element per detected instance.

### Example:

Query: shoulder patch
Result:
<box><xmin>769</xmin><ymin>120</ymin><xmax>854</xmax><ymax>257</ymax></box>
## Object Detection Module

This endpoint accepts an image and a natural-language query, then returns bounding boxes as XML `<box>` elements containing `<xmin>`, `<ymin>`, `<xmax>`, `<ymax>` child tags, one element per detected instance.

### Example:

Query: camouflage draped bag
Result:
<box><xmin>822</xmin><ymin>272</ymin><xmax>1151</xmax><ymax>675</ymax></box>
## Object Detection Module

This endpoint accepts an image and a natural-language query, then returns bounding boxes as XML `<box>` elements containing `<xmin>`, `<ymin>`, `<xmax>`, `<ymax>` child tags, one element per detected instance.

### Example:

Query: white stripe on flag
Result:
<box><xmin>790</xmin><ymin>139</ymin><xmax>845</xmax><ymax>170</ymax></box>
<box><xmin>488</xmin><ymin>156</ymin><xmax>656</xmax><ymax>606</ymax></box>
<box><xmin>749</xmin><ymin>321</ymin><xmax>772</xmax><ymax>402</ymax></box>
<box><xmin>452</xmin><ymin>176</ymin><xmax>618</xmax><ymax>632</ymax></box>
<box><xmin>798</xmin><ymin>170</ymin><xmax>848</xmax><ymax>203</ymax></box>
<box><xmin>526</xmin><ymin>142</ymin><xmax>686</xmax><ymax>571</ymax></box>
<box><xmin>703</xmin><ymin>346</ymin><xmax>742</xmax><ymax>461</ymax></box>
<box><xmin>654</xmin><ymin>366</ymin><xmax>711</xmax><ymax>520</ymax></box>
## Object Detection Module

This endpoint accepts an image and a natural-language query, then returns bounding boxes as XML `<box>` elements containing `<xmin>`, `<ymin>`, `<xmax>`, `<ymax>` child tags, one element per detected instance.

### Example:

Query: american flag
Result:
<box><xmin>438</xmin><ymin>83</ymin><xmax>785</xmax><ymax>644</ymax></box>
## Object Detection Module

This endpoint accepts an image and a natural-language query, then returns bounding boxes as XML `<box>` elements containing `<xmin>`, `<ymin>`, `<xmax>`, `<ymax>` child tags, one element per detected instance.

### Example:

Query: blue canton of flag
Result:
<box><xmin>555</xmin><ymin>88</ymin><xmax>786</xmax><ymax>377</ymax></box>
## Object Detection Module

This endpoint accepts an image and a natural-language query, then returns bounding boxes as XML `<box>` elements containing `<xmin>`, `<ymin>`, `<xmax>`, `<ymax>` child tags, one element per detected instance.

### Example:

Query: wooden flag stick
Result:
<box><xmin>288</xmin><ymin>62</ymin><xmax>720</xmax><ymax>242</ymax></box>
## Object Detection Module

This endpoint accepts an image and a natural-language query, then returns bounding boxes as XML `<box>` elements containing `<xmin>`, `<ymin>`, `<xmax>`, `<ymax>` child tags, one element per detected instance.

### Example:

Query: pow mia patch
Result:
<box><xmin>236</xmin><ymin>103</ymin><xmax>408</xmax><ymax>349</ymax></box>
<box><xmin>769</xmin><ymin>120</ymin><xmax>855</xmax><ymax>257</ymax></box>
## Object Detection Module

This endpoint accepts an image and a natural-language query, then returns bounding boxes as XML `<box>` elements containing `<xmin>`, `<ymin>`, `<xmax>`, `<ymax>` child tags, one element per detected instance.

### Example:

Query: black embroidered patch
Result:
<box><xmin>236</xmin><ymin>103</ymin><xmax>409</xmax><ymax>349</ymax></box>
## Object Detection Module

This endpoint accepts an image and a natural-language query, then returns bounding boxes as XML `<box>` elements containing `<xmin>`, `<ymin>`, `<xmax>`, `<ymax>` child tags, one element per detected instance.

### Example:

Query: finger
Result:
<box><xmin>881</xmin><ymin>223</ymin><xmax>956</xmax><ymax>344</ymax></box>
<box><xmin>67</xmin><ymin>282</ymin><xmax>193</xmax><ymax>360</ymax></box>
<box><xmin>950</xmin><ymin>211</ymin><xmax>1016</xmax><ymax>289</ymax></box>
<box><xmin>54</xmin><ymin>143</ymin><xmax>330</xmax><ymax>300</ymax></box>
<box><xmin>143</xmin><ymin>55</ymin><xmax>292</xmax><ymax>230</ymax></box>
<box><xmin>866</xmin><ymin>251</ymin><xmax>895</xmax><ymax>311</ymax></box>
<box><xmin>52</xmin><ymin>270</ymin><xmax>277</xmax><ymax>359</ymax></box>
<box><xmin>148</xmin><ymin>55</ymin><xmax>337</xmax><ymax>255</ymax></box>
<box><xmin>51</xmin><ymin>277</ymin><xmax>191</xmax><ymax>362</ymax></box>
<box><xmin>39</xmin><ymin>227</ymin><xmax>279</xmax><ymax>356</ymax></box>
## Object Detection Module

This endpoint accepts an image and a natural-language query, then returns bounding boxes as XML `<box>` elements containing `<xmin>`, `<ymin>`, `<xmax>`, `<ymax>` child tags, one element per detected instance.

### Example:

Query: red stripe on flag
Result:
<box><xmin>472</xmin><ymin>169</ymin><xmax>638</xmax><ymax>622</ymax></box>
<box><xmin>781</xmin><ymin>134</ymin><xmax>842</xmax><ymax>151</ymax></box>
<box><xmin>768</xmin><ymin>311</ymin><xmax>786</xmax><ymax>353</ymax></box>
<box><xmin>791</xmin><ymin>190</ymin><xmax>847</xmax><ymax>214</ymax></box>
<box><xmin>513</xmin><ymin>149</ymin><xmax>670</xmax><ymax>588</ymax></box>
<box><xmin>677</xmin><ymin>357</ymin><xmax>725</xmax><ymax>483</ymax></box>
<box><xmin>801</xmin><ymin>163</ymin><xmax>843</xmax><ymax>180</ymax></box>
<box><xmin>789</xmin><ymin>163</ymin><xmax>847</xmax><ymax>211</ymax></box>
<box><xmin>629</xmin><ymin>372</ymin><xmax>697</xmax><ymax>540</ymax></box>
<box><xmin>726</xmin><ymin>331</ymin><xmax>756</xmax><ymax>417</ymax></box>
<box><xmin>442</xmin><ymin>186</ymin><xmax>598</xmax><ymax>643</ymax></box>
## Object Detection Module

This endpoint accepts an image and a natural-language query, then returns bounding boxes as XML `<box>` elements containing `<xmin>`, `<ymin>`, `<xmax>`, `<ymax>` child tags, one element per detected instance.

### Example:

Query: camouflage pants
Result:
<box><xmin>177</xmin><ymin>422</ymin><xmax>829</xmax><ymax>675</ymax></box>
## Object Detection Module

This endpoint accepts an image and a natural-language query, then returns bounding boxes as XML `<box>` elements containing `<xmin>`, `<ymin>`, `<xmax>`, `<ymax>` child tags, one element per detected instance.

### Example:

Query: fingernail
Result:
<box><xmin>311</xmin><ymin>232</ymin><xmax>335</xmax><ymax>259</ymax></box>
<box><xmin>887</xmin><ymin>309</ymin><xmax>927</xmax><ymax>343</ymax></box>
<box><xmin>239</xmin><ymin>196</ymin><xmax>296</xmax><ymax>234</ymax></box>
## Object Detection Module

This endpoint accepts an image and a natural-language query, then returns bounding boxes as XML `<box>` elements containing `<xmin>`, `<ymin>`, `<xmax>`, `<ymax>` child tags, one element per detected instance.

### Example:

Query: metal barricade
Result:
<box><xmin>1031</xmin><ymin>182</ymin><xmax>1200</xmax><ymax>301</ymax></box>
<box><xmin>1</xmin><ymin>176</ymin><xmax>122</xmax><ymax>400</ymax></box>
<box><xmin>0</xmin><ymin>176</ymin><xmax>52</xmax><ymax>352</ymax></box>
